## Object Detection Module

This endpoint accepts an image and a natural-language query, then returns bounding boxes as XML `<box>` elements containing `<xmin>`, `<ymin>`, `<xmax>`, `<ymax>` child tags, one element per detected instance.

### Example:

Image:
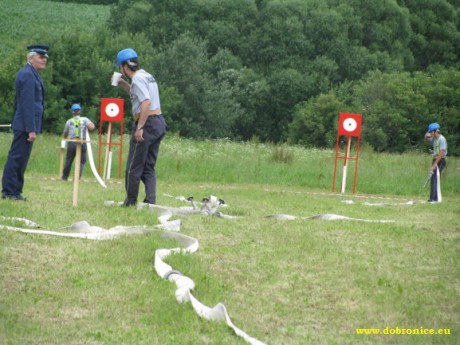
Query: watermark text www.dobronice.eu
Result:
<box><xmin>356</xmin><ymin>326</ymin><xmax>451</xmax><ymax>335</ymax></box>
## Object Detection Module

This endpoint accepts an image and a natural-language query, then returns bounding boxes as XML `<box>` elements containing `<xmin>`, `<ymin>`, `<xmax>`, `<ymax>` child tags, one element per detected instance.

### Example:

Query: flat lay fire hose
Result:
<box><xmin>1</xmin><ymin>196</ymin><xmax>399</xmax><ymax>344</ymax></box>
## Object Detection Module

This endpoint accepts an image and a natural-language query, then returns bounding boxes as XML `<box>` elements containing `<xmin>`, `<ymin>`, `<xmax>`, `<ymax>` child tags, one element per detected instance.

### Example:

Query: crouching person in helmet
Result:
<box><xmin>114</xmin><ymin>48</ymin><xmax>167</xmax><ymax>207</ymax></box>
<box><xmin>424</xmin><ymin>122</ymin><xmax>447</xmax><ymax>202</ymax></box>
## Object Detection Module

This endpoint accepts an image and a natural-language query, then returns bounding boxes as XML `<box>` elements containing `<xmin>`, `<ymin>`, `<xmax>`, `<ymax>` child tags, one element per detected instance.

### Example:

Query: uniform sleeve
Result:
<box><xmin>18</xmin><ymin>72</ymin><xmax>36</xmax><ymax>132</ymax></box>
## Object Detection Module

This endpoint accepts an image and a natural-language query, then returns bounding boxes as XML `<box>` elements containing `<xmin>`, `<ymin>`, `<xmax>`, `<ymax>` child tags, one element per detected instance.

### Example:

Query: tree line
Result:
<box><xmin>1</xmin><ymin>0</ymin><xmax>459</xmax><ymax>155</ymax></box>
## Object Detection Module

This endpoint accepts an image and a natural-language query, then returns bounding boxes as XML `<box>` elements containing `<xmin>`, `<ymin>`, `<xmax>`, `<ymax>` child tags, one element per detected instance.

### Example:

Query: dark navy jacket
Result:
<box><xmin>12</xmin><ymin>63</ymin><xmax>45</xmax><ymax>133</ymax></box>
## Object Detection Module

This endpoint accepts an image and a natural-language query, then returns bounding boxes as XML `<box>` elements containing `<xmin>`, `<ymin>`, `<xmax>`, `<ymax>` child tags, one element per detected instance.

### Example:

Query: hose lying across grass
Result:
<box><xmin>0</xmin><ymin>196</ymin><xmax>398</xmax><ymax>345</ymax></box>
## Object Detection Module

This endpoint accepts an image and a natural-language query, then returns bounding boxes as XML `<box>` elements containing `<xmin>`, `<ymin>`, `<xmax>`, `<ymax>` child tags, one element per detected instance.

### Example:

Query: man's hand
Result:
<box><xmin>118</xmin><ymin>78</ymin><xmax>131</xmax><ymax>94</ymax></box>
<box><xmin>135</xmin><ymin>128</ymin><xmax>144</xmax><ymax>142</ymax></box>
<box><xmin>27</xmin><ymin>132</ymin><xmax>36</xmax><ymax>142</ymax></box>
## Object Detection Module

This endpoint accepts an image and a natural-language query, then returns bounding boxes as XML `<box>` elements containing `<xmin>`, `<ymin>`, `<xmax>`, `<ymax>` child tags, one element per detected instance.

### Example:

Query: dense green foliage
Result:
<box><xmin>0</xmin><ymin>0</ymin><xmax>459</xmax><ymax>154</ymax></box>
<box><xmin>290</xmin><ymin>67</ymin><xmax>460</xmax><ymax>154</ymax></box>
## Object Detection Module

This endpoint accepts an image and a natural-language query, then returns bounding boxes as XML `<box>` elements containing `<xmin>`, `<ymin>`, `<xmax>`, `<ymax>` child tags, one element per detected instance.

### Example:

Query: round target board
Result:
<box><xmin>338</xmin><ymin>113</ymin><xmax>362</xmax><ymax>137</ymax></box>
<box><xmin>100</xmin><ymin>98</ymin><xmax>124</xmax><ymax>122</ymax></box>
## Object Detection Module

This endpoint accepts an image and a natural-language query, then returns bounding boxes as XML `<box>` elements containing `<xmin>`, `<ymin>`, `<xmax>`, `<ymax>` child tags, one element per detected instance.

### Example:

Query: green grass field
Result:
<box><xmin>1</xmin><ymin>0</ymin><xmax>459</xmax><ymax>343</ymax></box>
<box><xmin>0</xmin><ymin>0</ymin><xmax>110</xmax><ymax>60</ymax></box>
<box><xmin>1</xmin><ymin>133</ymin><xmax>459</xmax><ymax>344</ymax></box>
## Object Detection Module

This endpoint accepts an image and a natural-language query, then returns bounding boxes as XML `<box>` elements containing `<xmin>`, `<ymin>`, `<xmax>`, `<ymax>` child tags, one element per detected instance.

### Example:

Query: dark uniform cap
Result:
<box><xmin>27</xmin><ymin>44</ymin><xmax>50</xmax><ymax>58</ymax></box>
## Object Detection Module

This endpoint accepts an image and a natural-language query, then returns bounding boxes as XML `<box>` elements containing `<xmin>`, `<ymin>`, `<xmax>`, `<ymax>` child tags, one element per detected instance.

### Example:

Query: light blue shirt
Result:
<box><xmin>130</xmin><ymin>69</ymin><xmax>161</xmax><ymax>115</ymax></box>
<box><xmin>427</xmin><ymin>134</ymin><xmax>447</xmax><ymax>157</ymax></box>
<box><xmin>63</xmin><ymin>116</ymin><xmax>93</xmax><ymax>139</ymax></box>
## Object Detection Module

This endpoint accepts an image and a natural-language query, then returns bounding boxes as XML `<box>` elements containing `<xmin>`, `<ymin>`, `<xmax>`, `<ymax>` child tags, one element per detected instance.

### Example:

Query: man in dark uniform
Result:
<box><xmin>1</xmin><ymin>44</ymin><xmax>49</xmax><ymax>201</ymax></box>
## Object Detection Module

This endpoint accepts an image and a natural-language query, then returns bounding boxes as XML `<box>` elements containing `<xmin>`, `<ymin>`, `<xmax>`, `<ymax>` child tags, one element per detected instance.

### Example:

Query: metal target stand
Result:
<box><xmin>97</xmin><ymin>98</ymin><xmax>125</xmax><ymax>180</ymax></box>
<box><xmin>332</xmin><ymin>113</ymin><xmax>362</xmax><ymax>194</ymax></box>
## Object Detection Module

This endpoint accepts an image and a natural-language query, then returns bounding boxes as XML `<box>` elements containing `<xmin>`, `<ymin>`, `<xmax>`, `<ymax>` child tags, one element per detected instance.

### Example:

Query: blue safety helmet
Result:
<box><xmin>71</xmin><ymin>104</ymin><xmax>81</xmax><ymax>111</ymax></box>
<box><xmin>116</xmin><ymin>48</ymin><xmax>138</xmax><ymax>67</ymax></box>
<box><xmin>427</xmin><ymin>122</ymin><xmax>440</xmax><ymax>132</ymax></box>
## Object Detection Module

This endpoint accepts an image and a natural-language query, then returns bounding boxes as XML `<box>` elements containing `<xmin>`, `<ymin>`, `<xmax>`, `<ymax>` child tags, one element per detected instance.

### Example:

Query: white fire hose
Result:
<box><xmin>1</xmin><ymin>194</ymin><xmax>400</xmax><ymax>345</ymax></box>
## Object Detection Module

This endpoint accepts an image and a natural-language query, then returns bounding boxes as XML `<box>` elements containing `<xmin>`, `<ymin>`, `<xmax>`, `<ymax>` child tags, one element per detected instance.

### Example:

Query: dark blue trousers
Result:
<box><xmin>62</xmin><ymin>142</ymin><xmax>87</xmax><ymax>179</ymax></box>
<box><xmin>2</xmin><ymin>131</ymin><xmax>34</xmax><ymax>197</ymax></box>
<box><xmin>125</xmin><ymin>115</ymin><xmax>166</xmax><ymax>204</ymax></box>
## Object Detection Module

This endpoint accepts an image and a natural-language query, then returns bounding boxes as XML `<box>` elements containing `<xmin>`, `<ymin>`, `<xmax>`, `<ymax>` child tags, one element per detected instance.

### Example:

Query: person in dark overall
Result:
<box><xmin>424</xmin><ymin>122</ymin><xmax>447</xmax><ymax>203</ymax></box>
<box><xmin>61</xmin><ymin>103</ymin><xmax>95</xmax><ymax>181</ymax></box>
<box><xmin>1</xmin><ymin>45</ymin><xmax>49</xmax><ymax>201</ymax></box>
<box><xmin>114</xmin><ymin>48</ymin><xmax>167</xmax><ymax>206</ymax></box>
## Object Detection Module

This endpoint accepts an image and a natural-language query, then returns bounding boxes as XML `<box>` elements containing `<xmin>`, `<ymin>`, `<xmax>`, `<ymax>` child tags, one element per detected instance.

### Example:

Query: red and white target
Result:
<box><xmin>338</xmin><ymin>113</ymin><xmax>362</xmax><ymax>137</ymax></box>
<box><xmin>100</xmin><ymin>98</ymin><xmax>124</xmax><ymax>122</ymax></box>
<box><xmin>332</xmin><ymin>112</ymin><xmax>363</xmax><ymax>194</ymax></box>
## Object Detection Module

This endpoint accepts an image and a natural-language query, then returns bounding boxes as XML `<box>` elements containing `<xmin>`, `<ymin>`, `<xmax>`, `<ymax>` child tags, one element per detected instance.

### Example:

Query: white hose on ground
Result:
<box><xmin>85</xmin><ymin>128</ymin><xmax>107</xmax><ymax>188</ymax></box>
<box><xmin>1</xmin><ymin>194</ymin><xmax>401</xmax><ymax>345</ymax></box>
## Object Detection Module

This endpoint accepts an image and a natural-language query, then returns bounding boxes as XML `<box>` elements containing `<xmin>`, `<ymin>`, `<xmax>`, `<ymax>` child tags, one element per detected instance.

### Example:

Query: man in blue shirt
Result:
<box><xmin>1</xmin><ymin>45</ymin><xmax>49</xmax><ymax>201</ymax></box>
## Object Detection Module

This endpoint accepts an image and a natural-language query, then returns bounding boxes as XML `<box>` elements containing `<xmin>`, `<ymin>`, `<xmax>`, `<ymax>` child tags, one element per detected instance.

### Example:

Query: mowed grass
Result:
<box><xmin>0</xmin><ymin>133</ymin><xmax>459</xmax><ymax>345</ymax></box>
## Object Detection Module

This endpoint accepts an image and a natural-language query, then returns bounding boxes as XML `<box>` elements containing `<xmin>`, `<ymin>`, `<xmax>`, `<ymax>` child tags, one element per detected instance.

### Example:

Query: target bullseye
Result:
<box><xmin>343</xmin><ymin>118</ymin><xmax>357</xmax><ymax>132</ymax></box>
<box><xmin>105</xmin><ymin>103</ymin><xmax>120</xmax><ymax>118</ymax></box>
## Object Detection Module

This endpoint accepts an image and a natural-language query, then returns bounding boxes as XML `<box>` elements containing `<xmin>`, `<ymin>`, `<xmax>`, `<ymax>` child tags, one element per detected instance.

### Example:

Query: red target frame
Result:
<box><xmin>100</xmin><ymin>98</ymin><xmax>124</xmax><ymax>122</ymax></box>
<box><xmin>338</xmin><ymin>112</ymin><xmax>362</xmax><ymax>137</ymax></box>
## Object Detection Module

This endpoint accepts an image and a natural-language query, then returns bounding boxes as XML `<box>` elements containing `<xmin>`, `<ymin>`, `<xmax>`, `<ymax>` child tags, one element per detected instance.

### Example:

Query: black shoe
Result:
<box><xmin>121</xmin><ymin>198</ymin><xmax>137</xmax><ymax>207</ymax></box>
<box><xmin>1</xmin><ymin>193</ymin><xmax>26</xmax><ymax>201</ymax></box>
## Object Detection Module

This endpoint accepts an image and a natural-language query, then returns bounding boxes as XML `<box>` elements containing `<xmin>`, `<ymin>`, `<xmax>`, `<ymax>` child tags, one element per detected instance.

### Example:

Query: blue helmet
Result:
<box><xmin>427</xmin><ymin>122</ymin><xmax>440</xmax><ymax>132</ymax></box>
<box><xmin>71</xmin><ymin>104</ymin><xmax>81</xmax><ymax>111</ymax></box>
<box><xmin>116</xmin><ymin>48</ymin><xmax>138</xmax><ymax>67</ymax></box>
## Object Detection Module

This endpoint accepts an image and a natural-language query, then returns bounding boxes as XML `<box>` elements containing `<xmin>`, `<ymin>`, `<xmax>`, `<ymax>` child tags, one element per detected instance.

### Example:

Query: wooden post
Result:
<box><xmin>102</xmin><ymin>122</ymin><xmax>112</xmax><ymax>179</ymax></box>
<box><xmin>59</xmin><ymin>148</ymin><xmax>65</xmax><ymax>178</ymax></box>
<box><xmin>73</xmin><ymin>139</ymin><xmax>82</xmax><ymax>207</ymax></box>
<box><xmin>58</xmin><ymin>140</ymin><xmax>66</xmax><ymax>178</ymax></box>
<box><xmin>341</xmin><ymin>136</ymin><xmax>351</xmax><ymax>194</ymax></box>
<box><xmin>107</xmin><ymin>151</ymin><xmax>113</xmax><ymax>180</ymax></box>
